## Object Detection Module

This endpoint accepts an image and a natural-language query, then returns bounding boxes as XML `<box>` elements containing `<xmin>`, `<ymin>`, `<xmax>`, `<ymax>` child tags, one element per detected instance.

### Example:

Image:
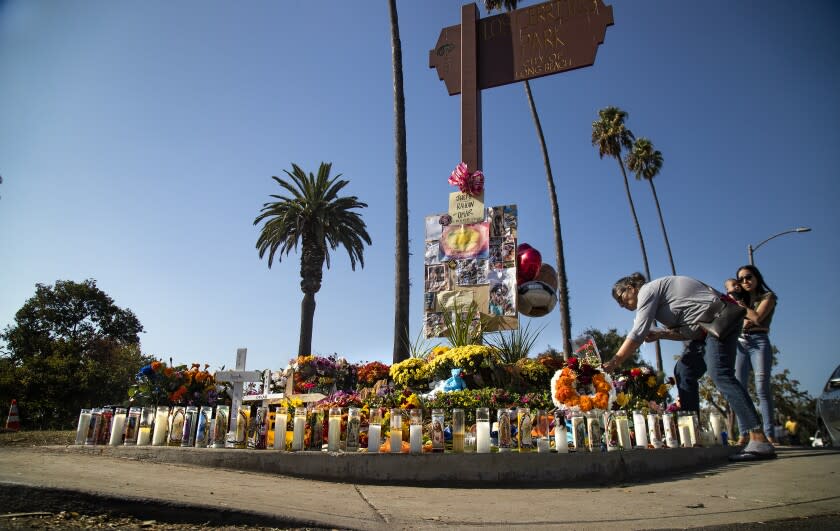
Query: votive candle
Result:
<box><xmin>346</xmin><ymin>407</ymin><xmax>361</xmax><ymax>452</ymax></box>
<box><xmin>368</xmin><ymin>408</ymin><xmax>382</xmax><ymax>453</ymax></box>
<box><xmin>123</xmin><ymin>407</ymin><xmax>142</xmax><ymax>445</ymax></box>
<box><xmin>328</xmin><ymin>407</ymin><xmax>342</xmax><ymax>452</ymax></box>
<box><xmin>647</xmin><ymin>413</ymin><xmax>663</xmax><ymax>449</ymax></box>
<box><xmin>452</xmin><ymin>409</ymin><xmax>465</xmax><ymax>453</ymax></box>
<box><xmin>75</xmin><ymin>409</ymin><xmax>91</xmax><ymax>445</ymax></box>
<box><xmin>137</xmin><ymin>407</ymin><xmax>154</xmax><ymax>446</ymax></box>
<box><xmin>616</xmin><ymin>412</ymin><xmax>632</xmax><ymax>450</ymax></box>
<box><xmin>292</xmin><ymin>408</ymin><xmax>305</xmax><ymax>451</ymax></box>
<box><xmin>632</xmin><ymin>410</ymin><xmax>649</xmax><ymax>448</ymax></box>
<box><xmin>390</xmin><ymin>408</ymin><xmax>402</xmax><ymax>453</ymax></box>
<box><xmin>151</xmin><ymin>406</ymin><xmax>169</xmax><ymax>446</ymax></box>
<box><xmin>554</xmin><ymin>412</ymin><xmax>568</xmax><ymax>453</ymax></box>
<box><xmin>476</xmin><ymin>408</ymin><xmax>490</xmax><ymax>454</ymax></box>
<box><xmin>109</xmin><ymin>408</ymin><xmax>127</xmax><ymax>446</ymax></box>
<box><xmin>409</xmin><ymin>409</ymin><xmax>423</xmax><ymax>454</ymax></box>
<box><xmin>274</xmin><ymin>406</ymin><xmax>288</xmax><ymax>451</ymax></box>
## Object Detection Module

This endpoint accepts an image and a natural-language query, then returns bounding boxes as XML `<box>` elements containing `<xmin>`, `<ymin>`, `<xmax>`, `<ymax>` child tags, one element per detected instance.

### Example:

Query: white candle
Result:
<box><xmin>554</xmin><ymin>422</ymin><xmax>568</xmax><ymax>453</ymax></box>
<box><xmin>571</xmin><ymin>416</ymin><xmax>586</xmax><ymax>451</ymax></box>
<box><xmin>368</xmin><ymin>424</ymin><xmax>381</xmax><ymax>453</ymax></box>
<box><xmin>137</xmin><ymin>426</ymin><xmax>152</xmax><ymax>446</ymax></box>
<box><xmin>617</xmin><ymin>417</ymin><xmax>632</xmax><ymax>450</ymax></box>
<box><xmin>328</xmin><ymin>417</ymin><xmax>341</xmax><ymax>452</ymax></box>
<box><xmin>476</xmin><ymin>420</ymin><xmax>491</xmax><ymax>453</ymax></box>
<box><xmin>537</xmin><ymin>438</ymin><xmax>550</xmax><ymax>453</ymax></box>
<box><xmin>274</xmin><ymin>413</ymin><xmax>287</xmax><ymax>450</ymax></box>
<box><xmin>390</xmin><ymin>429</ymin><xmax>402</xmax><ymax>453</ymax></box>
<box><xmin>633</xmin><ymin>411</ymin><xmax>649</xmax><ymax>448</ymax></box>
<box><xmin>292</xmin><ymin>416</ymin><xmax>305</xmax><ymax>451</ymax></box>
<box><xmin>647</xmin><ymin>413</ymin><xmax>663</xmax><ymax>448</ymax></box>
<box><xmin>109</xmin><ymin>413</ymin><xmax>126</xmax><ymax>446</ymax></box>
<box><xmin>152</xmin><ymin>408</ymin><xmax>169</xmax><ymax>446</ymax></box>
<box><xmin>680</xmin><ymin>425</ymin><xmax>692</xmax><ymax>448</ymax></box>
<box><xmin>409</xmin><ymin>424</ymin><xmax>423</xmax><ymax>454</ymax></box>
<box><xmin>663</xmin><ymin>413</ymin><xmax>679</xmax><ymax>448</ymax></box>
<box><xmin>709</xmin><ymin>412</ymin><xmax>723</xmax><ymax>445</ymax></box>
<box><xmin>75</xmin><ymin>411</ymin><xmax>91</xmax><ymax>445</ymax></box>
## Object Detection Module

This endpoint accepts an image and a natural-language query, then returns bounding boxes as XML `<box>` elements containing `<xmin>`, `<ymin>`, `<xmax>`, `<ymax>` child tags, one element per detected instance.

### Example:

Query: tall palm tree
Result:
<box><xmin>254</xmin><ymin>162</ymin><xmax>371</xmax><ymax>357</ymax></box>
<box><xmin>485</xmin><ymin>0</ymin><xmax>573</xmax><ymax>359</ymax></box>
<box><xmin>388</xmin><ymin>0</ymin><xmax>410</xmax><ymax>364</ymax></box>
<box><xmin>592</xmin><ymin>107</ymin><xmax>661</xmax><ymax>372</ymax></box>
<box><xmin>626</xmin><ymin>137</ymin><xmax>675</xmax><ymax>275</ymax></box>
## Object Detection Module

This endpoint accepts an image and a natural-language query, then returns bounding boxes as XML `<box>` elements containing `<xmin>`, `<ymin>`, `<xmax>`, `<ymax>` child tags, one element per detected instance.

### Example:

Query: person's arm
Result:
<box><xmin>743</xmin><ymin>293</ymin><xmax>776</xmax><ymax>326</ymax></box>
<box><xmin>602</xmin><ymin>336</ymin><xmax>642</xmax><ymax>372</ymax></box>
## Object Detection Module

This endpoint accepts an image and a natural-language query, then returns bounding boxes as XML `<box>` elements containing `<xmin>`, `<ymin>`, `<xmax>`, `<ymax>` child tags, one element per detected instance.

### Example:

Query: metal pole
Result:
<box><xmin>748</xmin><ymin>244</ymin><xmax>754</xmax><ymax>265</ymax></box>
<box><xmin>748</xmin><ymin>227</ymin><xmax>811</xmax><ymax>265</ymax></box>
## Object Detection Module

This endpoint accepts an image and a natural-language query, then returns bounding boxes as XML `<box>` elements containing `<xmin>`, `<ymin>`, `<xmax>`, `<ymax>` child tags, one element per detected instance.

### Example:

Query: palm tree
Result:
<box><xmin>591</xmin><ymin>107</ymin><xmax>661</xmax><ymax>372</ymax></box>
<box><xmin>388</xmin><ymin>0</ymin><xmax>410</xmax><ymax>364</ymax></box>
<box><xmin>254</xmin><ymin>162</ymin><xmax>372</xmax><ymax>357</ymax></box>
<box><xmin>485</xmin><ymin>0</ymin><xmax>573</xmax><ymax>359</ymax></box>
<box><xmin>626</xmin><ymin>137</ymin><xmax>675</xmax><ymax>275</ymax></box>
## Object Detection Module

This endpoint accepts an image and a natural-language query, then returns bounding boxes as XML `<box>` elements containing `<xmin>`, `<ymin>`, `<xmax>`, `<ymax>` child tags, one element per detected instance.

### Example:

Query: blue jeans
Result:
<box><xmin>674</xmin><ymin>339</ymin><xmax>707</xmax><ymax>412</ymax></box>
<box><xmin>735</xmin><ymin>332</ymin><xmax>774</xmax><ymax>436</ymax></box>
<box><xmin>707</xmin><ymin>332</ymin><xmax>762</xmax><ymax>433</ymax></box>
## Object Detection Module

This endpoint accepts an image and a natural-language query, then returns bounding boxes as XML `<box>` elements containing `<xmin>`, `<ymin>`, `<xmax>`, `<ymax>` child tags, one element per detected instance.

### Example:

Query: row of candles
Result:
<box><xmin>76</xmin><ymin>405</ymin><xmax>725</xmax><ymax>453</ymax></box>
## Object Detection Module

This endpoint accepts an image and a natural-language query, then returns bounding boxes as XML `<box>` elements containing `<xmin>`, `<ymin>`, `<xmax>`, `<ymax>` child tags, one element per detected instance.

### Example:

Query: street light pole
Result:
<box><xmin>747</xmin><ymin>227</ymin><xmax>812</xmax><ymax>265</ymax></box>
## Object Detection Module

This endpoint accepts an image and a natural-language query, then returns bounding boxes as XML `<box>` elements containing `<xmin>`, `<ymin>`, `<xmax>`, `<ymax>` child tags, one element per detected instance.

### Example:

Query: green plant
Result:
<box><xmin>404</xmin><ymin>326</ymin><xmax>436</xmax><ymax>360</ymax></box>
<box><xmin>441</xmin><ymin>301</ymin><xmax>489</xmax><ymax>347</ymax></box>
<box><xmin>486</xmin><ymin>321</ymin><xmax>545</xmax><ymax>364</ymax></box>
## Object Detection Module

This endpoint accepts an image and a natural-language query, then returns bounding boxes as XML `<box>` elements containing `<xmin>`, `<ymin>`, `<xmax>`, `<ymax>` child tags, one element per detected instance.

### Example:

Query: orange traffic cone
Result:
<box><xmin>5</xmin><ymin>399</ymin><xmax>20</xmax><ymax>431</ymax></box>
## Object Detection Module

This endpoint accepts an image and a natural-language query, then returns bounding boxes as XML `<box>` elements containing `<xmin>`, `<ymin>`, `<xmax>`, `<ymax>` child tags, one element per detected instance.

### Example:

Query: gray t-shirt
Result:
<box><xmin>627</xmin><ymin>276</ymin><xmax>719</xmax><ymax>343</ymax></box>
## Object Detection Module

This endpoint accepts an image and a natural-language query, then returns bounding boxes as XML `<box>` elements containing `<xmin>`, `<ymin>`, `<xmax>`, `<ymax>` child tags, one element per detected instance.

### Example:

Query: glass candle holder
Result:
<box><xmin>690</xmin><ymin>411</ymin><xmax>701</xmax><ymax>447</ymax></box>
<box><xmin>476</xmin><ymin>407</ymin><xmax>490</xmax><ymax>453</ymax></box>
<box><xmin>123</xmin><ymin>407</ymin><xmax>141</xmax><ymax>445</ymax></box>
<box><xmin>75</xmin><ymin>409</ymin><xmax>91</xmax><ymax>445</ymax></box>
<box><xmin>615</xmin><ymin>412</ymin><xmax>632</xmax><ymax>450</ymax></box>
<box><xmin>309</xmin><ymin>407</ymin><xmax>324</xmax><ymax>451</ymax></box>
<box><xmin>709</xmin><ymin>410</ymin><xmax>723</xmax><ymax>445</ymax></box>
<box><xmin>346</xmin><ymin>407</ymin><xmax>360</xmax><ymax>452</ymax></box>
<box><xmin>409</xmin><ymin>409</ymin><xmax>423</xmax><ymax>454</ymax></box>
<box><xmin>233</xmin><ymin>405</ymin><xmax>249</xmax><ymax>449</ymax></box>
<box><xmin>603</xmin><ymin>411</ymin><xmax>619</xmax><ymax>452</ymax></box>
<box><xmin>390</xmin><ymin>408</ymin><xmax>402</xmax><ymax>453</ymax></box>
<box><xmin>249</xmin><ymin>406</ymin><xmax>268</xmax><ymax>450</ymax></box>
<box><xmin>516</xmin><ymin>407</ymin><xmax>532</xmax><ymax>452</ymax></box>
<box><xmin>662</xmin><ymin>412</ymin><xmax>678</xmax><ymax>448</ymax></box>
<box><xmin>554</xmin><ymin>412</ymin><xmax>568</xmax><ymax>453</ymax></box>
<box><xmin>151</xmin><ymin>406</ymin><xmax>170</xmax><ymax>446</ymax></box>
<box><xmin>497</xmin><ymin>409</ymin><xmax>512</xmax><ymax>452</ymax></box>
<box><xmin>274</xmin><ymin>406</ymin><xmax>288</xmax><ymax>451</ymax></box>
<box><xmin>168</xmin><ymin>406</ymin><xmax>186</xmax><ymax>446</ymax></box>
<box><xmin>632</xmin><ymin>410</ymin><xmax>649</xmax><ymax>448</ymax></box>
<box><xmin>535</xmin><ymin>409</ymin><xmax>550</xmax><ymax>453</ymax></box>
<box><xmin>85</xmin><ymin>408</ymin><xmax>102</xmax><ymax>446</ymax></box>
<box><xmin>464</xmin><ymin>431</ymin><xmax>476</xmax><ymax>453</ymax></box>
<box><xmin>585</xmin><ymin>412</ymin><xmax>601</xmax><ymax>452</ymax></box>
<box><xmin>97</xmin><ymin>407</ymin><xmax>114</xmax><ymax>445</ymax></box>
<box><xmin>109</xmin><ymin>407</ymin><xmax>127</xmax><ymax>446</ymax></box>
<box><xmin>211</xmin><ymin>405</ymin><xmax>230</xmax><ymax>448</ymax></box>
<box><xmin>182</xmin><ymin>406</ymin><xmax>198</xmax><ymax>447</ymax></box>
<box><xmin>328</xmin><ymin>407</ymin><xmax>342</xmax><ymax>452</ymax></box>
<box><xmin>367</xmin><ymin>408</ymin><xmax>382</xmax><ymax>453</ymax></box>
<box><xmin>452</xmin><ymin>409</ymin><xmax>465</xmax><ymax>453</ymax></box>
<box><xmin>291</xmin><ymin>407</ymin><xmax>306</xmax><ymax>451</ymax></box>
<box><xmin>431</xmin><ymin>409</ymin><xmax>445</xmax><ymax>453</ymax></box>
<box><xmin>647</xmin><ymin>413</ymin><xmax>663</xmax><ymax>449</ymax></box>
<box><xmin>137</xmin><ymin>407</ymin><xmax>154</xmax><ymax>446</ymax></box>
<box><xmin>570</xmin><ymin>415</ymin><xmax>586</xmax><ymax>452</ymax></box>
<box><xmin>194</xmin><ymin>406</ymin><xmax>213</xmax><ymax>448</ymax></box>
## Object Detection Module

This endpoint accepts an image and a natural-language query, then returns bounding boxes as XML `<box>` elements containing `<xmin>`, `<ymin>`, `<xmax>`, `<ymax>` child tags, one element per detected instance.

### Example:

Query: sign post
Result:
<box><xmin>430</xmin><ymin>0</ymin><xmax>614</xmax><ymax>166</ymax></box>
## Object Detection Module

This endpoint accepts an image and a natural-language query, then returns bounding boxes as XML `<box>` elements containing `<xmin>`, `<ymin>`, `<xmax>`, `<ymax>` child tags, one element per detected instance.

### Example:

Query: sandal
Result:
<box><xmin>729</xmin><ymin>450</ymin><xmax>777</xmax><ymax>462</ymax></box>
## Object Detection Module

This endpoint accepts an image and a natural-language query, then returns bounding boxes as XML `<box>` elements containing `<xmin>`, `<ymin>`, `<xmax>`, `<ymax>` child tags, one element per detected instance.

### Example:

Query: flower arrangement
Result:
<box><xmin>611</xmin><ymin>366</ymin><xmax>674</xmax><ymax>413</ymax></box>
<box><xmin>448</xmin><ymin>162</ymin><xmax>484</xmax><ymax>196</ymax></box>
<box><xmin>129</xmin><ymin>360</ymin><xmax>224</xmax><ymax>407</ymax></box>
<box><xmin>550</xmin><ymin>342</ymin><xmax>615</xmax><ymax>415</ymax></box>
<box><xmin>358</xmin><ymin>361</ymin><xmax>391</xmax><ymax>387</ymax></box>
<box><xmin>389</xmin><ymin>358</ymin><xmax>432</xmax><ymax>390</ymax></box>
<box><xmin>291</xmin><ymin>355</ymin><xmax>338</xmax><ymax>394</ymax></box>
<box><xmin>514</xmin><ymin>358</ymin><xmax>551</xmax><ymax>388</ymax></box>
<box><xmin>426</xmin><ymin>344</ymin><xmax>497</xmax><ymax>382</ymax></box>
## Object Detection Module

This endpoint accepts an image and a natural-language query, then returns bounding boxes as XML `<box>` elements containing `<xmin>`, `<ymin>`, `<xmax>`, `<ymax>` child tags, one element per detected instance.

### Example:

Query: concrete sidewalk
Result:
<box><xmin>1</xmin><ymin>446</ymin><xmax>838</xmax><ymax>529</ymax></box>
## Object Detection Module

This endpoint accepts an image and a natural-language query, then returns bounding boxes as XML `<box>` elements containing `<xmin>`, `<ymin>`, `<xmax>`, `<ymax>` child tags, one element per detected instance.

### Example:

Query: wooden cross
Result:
<box><xmin>214</xmin><ymin>348</ymin><xmax>263</xmax><ymax>433</ymax></box>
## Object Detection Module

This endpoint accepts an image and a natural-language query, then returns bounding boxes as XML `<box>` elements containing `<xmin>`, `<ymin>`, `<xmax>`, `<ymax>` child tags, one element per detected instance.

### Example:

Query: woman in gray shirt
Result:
<box><xmin>602</xmin><ymin>272</ymin><xmax>775</xmax><ymax>461</ymax></box>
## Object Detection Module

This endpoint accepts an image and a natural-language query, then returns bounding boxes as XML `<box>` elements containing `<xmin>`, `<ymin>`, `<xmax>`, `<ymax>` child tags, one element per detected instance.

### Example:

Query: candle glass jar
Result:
<box><xmin>663</xmin><ymin>412</ymin><xmax>679</xmax><ymax>448</ymax></box>
<box><xmin>137</xmin><ymin>407</ymin><xmax>154</xmax><ymax>446</ymax></box>
<box><xmin>168</xmin><ymin>406</ymin><xmax>186</xmax><ymax>446</ymax></box>
<box><xmin>210</xmin><ymin>405</ymin><xmax>229</xmax><ymax>448</ymax></box>
<box><xmin>182</xmin><ymin>406</ymin><xmax>198</xmax><ymax>447</ymax></box>
<box><xmin>291</xmin><ymin>407</ymin><xmax>306</xmax><ymax>451</ymax></box>
<box><xmin>535</xmin><ymin>409</ymin><xmax>550</xmax><ymax>453</ymax></box>
<box><xmin>497</xmin><ymin>409</ymin><xmax>512</xmax><ymax>452</ymax></box>
<box><xmin>328</xmin><ymin>407</ymin><xmax>342</xmax><ymax>452</ymax></box>
<box><xmin>123</xmin><ymin>407</ymin><xmax>142</xmax><ymax>445</ymax></box>
<box><xmin>476</xmin><ymin>407</ymin><xmax>490</xmax><ymax>454</ymax></box>
<box><xmin>647</xmin><ymin>413</ymin><xmax>663</xmax><ymax>449</ymax></box>
<box><xmin>585</xmin><ymin>412</ymin><xmax>601</xmax><ymax>452</ymax></box>
<box><xmin>615</xmin><ymin>412</ymin><xmax>632</xmax><ymax>450</ymax></box>
<box><xmin>709</xmin><ymin>410</ymin><xmax>723</xmax><ymax>445</ymax></box>
<box><xmin>603</xmin><ymin>411</ymin><xmax>619</xmax><ymax>452</ymax></box>
<box><xmin>85</xmin><ymin>408</ymin><xmax>102</xmax><ymax>446</ymax></box>
<box><xmin>632</xmin><ymin>410</ymin><xmax>648</xmax><ymax>448</ymax></box>
<box><xmin>452</xmin><ymin>409</ymin><xmax>465</xmax><ymax>453</ymax></box>
<box><xmin>390</xmin><ymin>408</ymin><xmax>402</xmax><ymax>453</ymax></box>
<box><xmin>571</xmin><ymin>415</ymin><xmax>586</xmax><ymax>451</ymax></box>
<box><xmin>274</xmin><ymin>406</ymin><xmax>288</xmax><ymax>451</ymax></box>
<box><xmin>346</xmin><ymin>407</ymin><xmax>360</xmax><ymax>452</ymax></box>
<box><xmin>431</xmin><ymin>409</ymin><xmax>445</xmax><ymax>453</ymax></box>
<box><xmin>409</xmin><ymin>409</ymin><xmax>423</xmax><ymax>454</ymax></box>
<box><xmin>151</xmin><ymin>406</ymin><xmax>170</xmax><ymax>446</ymax></box>
<box><xmin>75</xmin><ymin>409</ymin><xmax>91</xmax><ymax>445</ymax></box>
<box><xmin>554</xmin><ymin>412</ymin><xmax>568</xmax><ymax>453</ymax></box>
<box><xmin>367</xmin><ymin>408</ymin><xmax>382</xmax><ymax>453</ymax></box>
<box><xmin>194</xmin><ymin>406</ymin><xmax>213</xmax><ymax>448</ymax></box>
<box><xmin>97</xmin><ymin>407</ymin><xmax>114</xmax><ymax>445</ymax></box>
<box><xmin>109</xmin><ymin>407</ymin><xmax>127</xmax><ymax>446</ymax></box>
<box><xmin>517</xmin><ymin>407</ymin><xmax>532</xmax><ymax>452</ymax></box>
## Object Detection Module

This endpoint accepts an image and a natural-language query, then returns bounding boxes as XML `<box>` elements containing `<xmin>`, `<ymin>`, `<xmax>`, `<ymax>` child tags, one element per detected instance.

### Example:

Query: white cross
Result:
<box><xmin>214</xmin><ymin>348</ymin><xmax>263</xmax><ymax>432</ymax></box>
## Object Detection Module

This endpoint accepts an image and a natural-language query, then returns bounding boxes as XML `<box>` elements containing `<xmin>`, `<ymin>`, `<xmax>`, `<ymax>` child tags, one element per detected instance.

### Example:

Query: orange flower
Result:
<box><xmin>151</xmin><ymin>361</ymin><xmax>162</xmax><ymax>372</ymax></box>
<box><xmin>579</xmin><ymin>395</ymin><xmax>593</xmax><ymax>411</ymax></box>
<box><xmin>164</xmin><ymin>367</ymin><xmax>173</xmax><ymax>377</ymax></box>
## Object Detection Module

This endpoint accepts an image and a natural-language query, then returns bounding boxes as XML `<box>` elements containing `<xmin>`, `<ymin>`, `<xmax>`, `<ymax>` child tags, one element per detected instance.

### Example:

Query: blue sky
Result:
<box><xmin>1</xmin><ymin>1</ymin><xmax>838</xmax><ymax>400</ymax></box>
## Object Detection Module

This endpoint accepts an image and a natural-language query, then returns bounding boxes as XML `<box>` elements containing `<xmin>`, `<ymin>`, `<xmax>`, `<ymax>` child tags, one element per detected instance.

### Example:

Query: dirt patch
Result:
<box><xmin>0</xmin><ymin>429</ymin><xmax>76</xmax><ymax>447</ymax></box>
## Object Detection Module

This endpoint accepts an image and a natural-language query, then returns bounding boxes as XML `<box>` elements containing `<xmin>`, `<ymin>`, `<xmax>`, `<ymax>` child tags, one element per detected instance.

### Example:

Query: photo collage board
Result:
<box><xmin>423</xmin><ymin>205</ymin><xmax>519</xmax><ymax>338</ymax></box>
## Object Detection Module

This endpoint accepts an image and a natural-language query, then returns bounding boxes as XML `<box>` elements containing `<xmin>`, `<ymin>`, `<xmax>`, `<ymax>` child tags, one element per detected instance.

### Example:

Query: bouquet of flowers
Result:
<box><xmin>291</xmin><ymin>355</ymin><xmax>338</xmax><ymax>394</ymax></box>
<box><xmin>129</xmin><ymin>360</ymin><xmax>224</xmax><ymax>407</ymax></box>
<box><xmin>611</xmin><ymin>366</ymin><xmax>674</xmax><ymax>413</ymax></box>
<box><xmin>550</xmin><ymin>341</ymin><xmax>615</xmax><ymax>415</ymax></box>
<box><xmin>357</xmin><ymin>361</ymin><xmax>391</xmax><ymax>387</ymax></box>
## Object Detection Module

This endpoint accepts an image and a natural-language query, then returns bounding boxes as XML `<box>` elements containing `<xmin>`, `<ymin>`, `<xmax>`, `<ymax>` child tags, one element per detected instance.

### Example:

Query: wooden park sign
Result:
<box><xmin>429</xmin><ymin>0</ymin><xmax>614</xmax><ymax>170</ymax></box>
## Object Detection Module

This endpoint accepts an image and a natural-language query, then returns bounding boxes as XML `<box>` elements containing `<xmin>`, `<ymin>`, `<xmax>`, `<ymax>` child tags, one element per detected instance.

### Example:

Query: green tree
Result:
<box><xmin>484</xmin><ymin>0</ymin><xmax>573</xmax><ymax>359</ymax></box>
<box><xmin>254</xmin><ymin>162</ymin><xmax>371</xmax><ymax>357</ymax></box>
<box><xmin>388</xmin><ymin>0</ymin><xmax>410</xmax><ymax>364</ymax></box>
<box><xmin>0</xmin><ymin>279</ymin><xmax>149</xmax><ymax>429</ymax></box>
<box><xmin>592</xmin><ymin>107</ymin><xmax>661</xmax><ymax>371</ymax></box>
<box><xmin>626</xmin><ymin>137</ymin><xmax>675</xmax><ymax>275</ymax></box>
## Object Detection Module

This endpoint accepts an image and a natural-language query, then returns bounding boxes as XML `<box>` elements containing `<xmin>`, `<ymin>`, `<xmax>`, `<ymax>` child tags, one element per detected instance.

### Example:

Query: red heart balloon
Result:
<box><xmin>516</xmin><ymin>244</ymin><xmax>542</xmax><ymax>285</ymax></box>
